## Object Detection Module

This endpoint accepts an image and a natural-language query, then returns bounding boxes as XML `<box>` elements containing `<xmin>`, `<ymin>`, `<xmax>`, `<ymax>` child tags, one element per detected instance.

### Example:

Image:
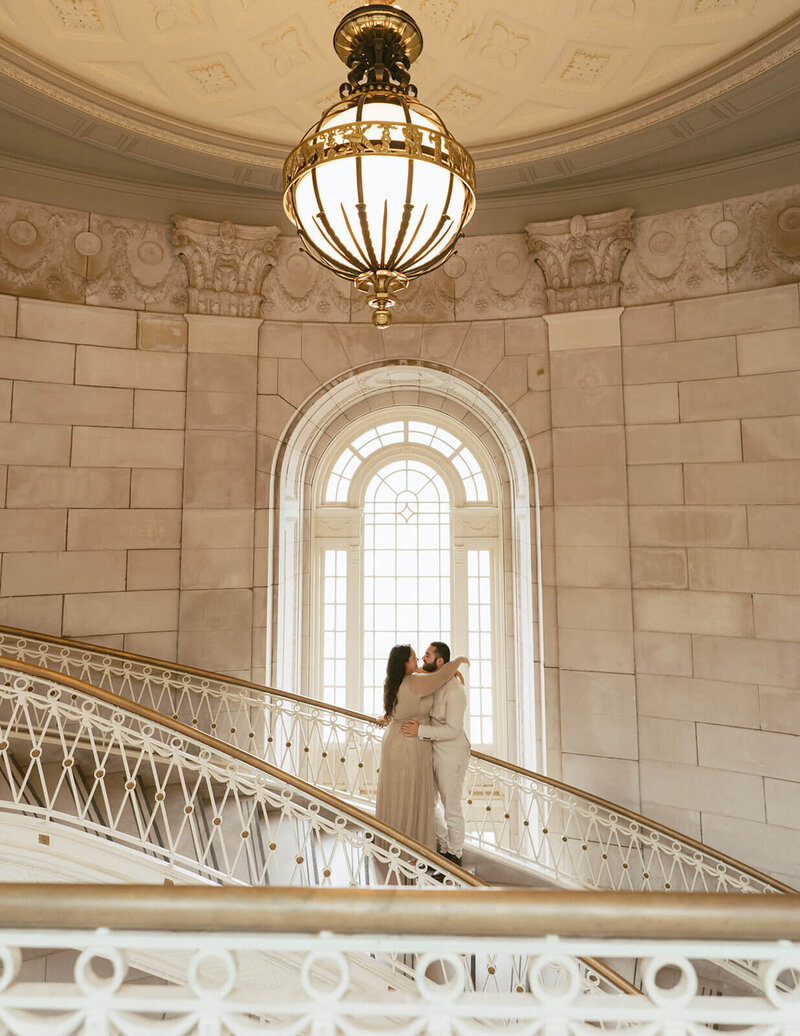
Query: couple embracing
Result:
<box><xmin>375</xmin><ymin>642</ymin><xmax>470</xmax><ymax>866</ymax></box>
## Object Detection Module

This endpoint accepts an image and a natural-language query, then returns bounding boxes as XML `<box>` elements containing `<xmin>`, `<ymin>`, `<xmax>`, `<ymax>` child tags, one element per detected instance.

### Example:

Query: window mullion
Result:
<box><xmin>452</xmin><ymin>538</ymin><xmax>468</xmax><ymax>666</ymax></box>
<box><xmin>319</xmin><ymin>544</ymin><xmax>348</xmax><ymax>708</ymax></box>
<box><xmin>347</xmin><ymin>541</ymin><xmax>361</xmax><ymax>714</ymax></box>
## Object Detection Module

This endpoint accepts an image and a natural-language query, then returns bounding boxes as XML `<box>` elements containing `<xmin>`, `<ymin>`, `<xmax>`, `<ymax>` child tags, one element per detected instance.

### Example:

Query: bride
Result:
<box><xmin>375</xmin><ymin>644</ymin><xmax>469</xmax><ymax>850</ymax></box>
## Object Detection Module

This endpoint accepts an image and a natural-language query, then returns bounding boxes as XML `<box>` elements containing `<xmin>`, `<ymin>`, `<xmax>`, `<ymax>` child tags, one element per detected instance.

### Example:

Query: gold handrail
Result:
<box><xmin>2</xmin><ymin>623</ymin><xmax>793</xmax><ymax>894</ymax></box>
<box><xmin>2</xmin><ymin>884</ymin><xmax>799</xmax><ymax>940</ymax></box>
<box><xmin>0</xmin><ymin>653</ymin><xmax>637</xmax><ymax>996</ymax></box>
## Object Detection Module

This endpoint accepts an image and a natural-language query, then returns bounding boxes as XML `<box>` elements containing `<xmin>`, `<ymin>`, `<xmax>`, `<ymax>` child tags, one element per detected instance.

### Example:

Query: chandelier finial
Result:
<box><xmin>334</xmin><ymin>4</ymin><xmax>422</xmax><ymax>99</ymax></box>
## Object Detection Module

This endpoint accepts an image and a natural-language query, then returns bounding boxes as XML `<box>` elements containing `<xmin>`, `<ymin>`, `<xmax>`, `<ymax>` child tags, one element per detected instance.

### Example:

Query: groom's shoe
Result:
<box><xmin>442</xmin><ymin>851</ymin><xmax>462</xmax><ymax>867</ymax></box>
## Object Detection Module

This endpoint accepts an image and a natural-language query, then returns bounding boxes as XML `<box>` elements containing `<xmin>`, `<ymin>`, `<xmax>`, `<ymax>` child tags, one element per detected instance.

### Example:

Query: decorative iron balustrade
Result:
<box><xmin>0</xmin><ymin>885</ymin><xmax>798</xmax><ymax>1036</ymax></box>
<box><xmin>1</xmin><ymin>626</ymin><xmax>790</xmax><ymax>897</ymax></box>
<box><xmin>0</xmin><ymin>659</ymin><xmax>465</xmax><ymax>891</ymax></box>
<box><xmin>0</xmin><ymin>658</ymin><xmax>633</xmax><ymax>999</ymax></box>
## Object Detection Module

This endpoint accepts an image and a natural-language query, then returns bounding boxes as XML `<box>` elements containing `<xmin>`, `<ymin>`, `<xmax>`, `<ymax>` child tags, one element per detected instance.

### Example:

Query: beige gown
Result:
<box><xmin>375</xmin><ymin>658</ymin><xmax>466</xmax><ymax>851</ymax></box>
<box><xmin>375</xmin><ymin>681</ymin><xmax>437</xmax><ymax>849</ymax></box>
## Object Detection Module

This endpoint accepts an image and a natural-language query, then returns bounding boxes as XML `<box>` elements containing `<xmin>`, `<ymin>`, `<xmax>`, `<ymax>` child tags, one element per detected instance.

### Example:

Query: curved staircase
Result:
<box><xmin>0</xmin><ymin>624</ymin><xmax>795</xmax><ymax>1030</ymax></box>
<box><xmin>0</xmin><ymin>649</ymin><xmax>631</xmax><ymax>1003</ymax></box>
<box><xmin>0</xmin><ymin>625</ymin><xmax>789</xmax><ymax>898</ymax></box>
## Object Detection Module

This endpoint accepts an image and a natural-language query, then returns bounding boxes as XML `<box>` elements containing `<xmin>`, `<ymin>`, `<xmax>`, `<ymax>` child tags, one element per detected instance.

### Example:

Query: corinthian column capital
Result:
<box><xmin>171</xmin><ymin>216</ymin><xmax>280</xmax><ymax>317</ymax></box>
<box><xmin>526</xmin><ymin>208</ymin><xmax>635</xmax><ymax>313</ymax></box>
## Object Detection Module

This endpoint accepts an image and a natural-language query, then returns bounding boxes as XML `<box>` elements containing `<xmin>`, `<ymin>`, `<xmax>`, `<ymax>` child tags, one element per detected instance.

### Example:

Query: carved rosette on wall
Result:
<box><xmin>452</xmin><ymin>235</ymin><xmax>546</xmax><ymax>321</ymax></box>
<box><xmin>0</xmin><ymin>198</ymin><xmax>88</xmax><ymax>303</ymax></box>
<box><xmin>261</xmin><ymin>237</ymin><xmax>351</xmax><ymax>321</ymax></box>
<box><xmin>171</xmin><ymin>216</ymin><xmax>280</xmax><ymax>317</ymax></box>
<box><xmin>86</xmin><ymin>216</ymin><xmax>188</xmax><ymax>312</ymax></box>
<box><xmin>526</xmin><ymin>208</ymin><xmax>635</xmax><ymax>313</ymax></box>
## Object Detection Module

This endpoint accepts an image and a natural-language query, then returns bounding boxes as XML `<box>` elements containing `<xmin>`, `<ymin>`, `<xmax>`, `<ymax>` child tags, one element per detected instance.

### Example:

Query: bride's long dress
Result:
<box><xmin>375</xmin><ymin>679</ymin><xmax>436</xmax><ymax>849</ymax></box>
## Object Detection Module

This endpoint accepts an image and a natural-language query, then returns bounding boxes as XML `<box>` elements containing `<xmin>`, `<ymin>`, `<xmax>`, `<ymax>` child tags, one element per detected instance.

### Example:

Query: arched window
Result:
<box><xmin>362</xmin><ymin>458</ymin><xmax>451</xmax><ymax>717</ymax></box>
<box><xmin>313</xmin><ymin>409</ymin><xmax>504</xmax><ymax>753</ymax></box>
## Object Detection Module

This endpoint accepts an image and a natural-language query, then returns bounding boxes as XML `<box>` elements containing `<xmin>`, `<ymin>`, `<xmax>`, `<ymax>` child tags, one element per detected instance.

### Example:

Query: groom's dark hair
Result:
<box><xmin>429</xmin><ymin>641</ymin><xmax>450</xmax><ymax>664</ymax></box>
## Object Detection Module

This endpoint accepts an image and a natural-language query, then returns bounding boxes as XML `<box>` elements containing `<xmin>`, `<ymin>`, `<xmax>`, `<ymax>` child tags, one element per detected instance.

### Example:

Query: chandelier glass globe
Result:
<box><xmin>283</xmin><ymin>3</ymin><xmax>476</xmax><ymax>328</ymax></box>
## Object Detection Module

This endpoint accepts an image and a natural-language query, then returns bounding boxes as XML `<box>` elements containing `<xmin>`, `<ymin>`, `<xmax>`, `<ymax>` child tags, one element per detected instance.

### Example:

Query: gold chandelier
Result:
<box><xmin>283</xmin><ymin>3</ymin><xmax>476</xmax><ymax>328</ymax></box>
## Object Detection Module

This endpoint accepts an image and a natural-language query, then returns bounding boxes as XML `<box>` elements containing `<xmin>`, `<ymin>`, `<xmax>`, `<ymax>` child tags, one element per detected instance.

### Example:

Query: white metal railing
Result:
<box><xmin>0</xmin><ymin>659</ymin><xmax>465</xmax><ymax>891</ymax></box>
<box><xmin>0</xmin><ymin>659</ymin><xmax>633</xmax><ymax>999</ymax></box>
<box><xmin>0</xmin><ymin>885</ymin><xmax>798</xmax><ymax>1035</ymax></box>
<box><xmin>1</xmin><ymin>625</ymin><xmax>792</xmax><ymax>897</ymax></box>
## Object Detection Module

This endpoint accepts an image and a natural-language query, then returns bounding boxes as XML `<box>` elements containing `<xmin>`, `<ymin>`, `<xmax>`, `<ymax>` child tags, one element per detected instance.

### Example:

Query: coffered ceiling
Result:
<box><xmin>0</xmin><ymin>0</ymin><xmax>798</xmax><ymax>233</ymax></box>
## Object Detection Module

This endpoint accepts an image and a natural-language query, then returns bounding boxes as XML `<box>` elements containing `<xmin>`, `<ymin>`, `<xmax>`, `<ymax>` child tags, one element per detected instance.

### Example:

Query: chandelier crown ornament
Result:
<box><xmin>283</xmin><ymin>3</ymin><xmax>475</xmax><ymax>329</ymax></box>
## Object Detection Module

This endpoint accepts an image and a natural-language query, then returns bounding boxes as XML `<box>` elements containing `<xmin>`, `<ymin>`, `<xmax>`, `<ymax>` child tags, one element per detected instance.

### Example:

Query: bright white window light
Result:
<box><xmin>323</xmin><ymin>419</ymin><xmax>489</xmax><ymax>503</ymax></box>
<box><xmin>362</xmin><ymin>458</ymin><xmax>451</xmax><ymax>715</ymax></box>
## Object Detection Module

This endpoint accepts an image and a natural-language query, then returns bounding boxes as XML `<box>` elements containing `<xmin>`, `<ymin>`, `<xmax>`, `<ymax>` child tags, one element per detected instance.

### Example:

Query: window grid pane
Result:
<box><xmin>363</xmin><ymin>460</ymin><xmax>451</xmax><ymax>716</ymax></box>
<box><xmin>467</xmin><ymin>549</ymin><xmax>493</xmax><ymax>745</ymax></box>
<box><xmin>408</xmin><ymin>421</ymin><xmax>460</xmax><ymax>458</ymax></box>
<box><xmin>324</xmin><ymin>420</ymin><xmax>489</xmax><ymax>502</ymax></box>
<box><xmin>322</xmin><ymin>550</ymin><xmax>347</xmax><ymax>708</ymax></box>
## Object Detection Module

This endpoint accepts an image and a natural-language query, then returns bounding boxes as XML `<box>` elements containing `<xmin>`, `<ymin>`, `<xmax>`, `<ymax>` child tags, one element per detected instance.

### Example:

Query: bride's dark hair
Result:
<box><xmin>383</xmin><ymin>644</ymin><xmax>412</xmax><ymax>719</ymax></box>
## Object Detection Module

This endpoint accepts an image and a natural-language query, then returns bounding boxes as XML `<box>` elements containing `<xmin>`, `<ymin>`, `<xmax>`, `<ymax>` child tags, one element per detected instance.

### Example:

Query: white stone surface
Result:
<box><xmin>186</xmin><ymin>314</ymin><xmax>260</xmax><ymax>355</ymax></box>
<box><xmin>637</xmin><ymin>674</ymin><xmax>759</xmax><ymax>728</ymax></box>
<box><xmin>18</xmin><ymin>299</ymin><xmax>136</xmax><ymax>347</ymax></box>
<box><xmin>544</xmin><ymin>309</ymin><xmax>622</xmax><ymax>352</ymax></box>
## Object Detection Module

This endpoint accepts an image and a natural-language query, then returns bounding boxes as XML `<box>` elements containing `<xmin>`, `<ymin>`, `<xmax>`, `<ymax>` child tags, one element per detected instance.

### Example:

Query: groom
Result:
<box><xmin>401</xmin><ymin>641</ymin><xmax>470</xmax><ymax>866</ymax></box>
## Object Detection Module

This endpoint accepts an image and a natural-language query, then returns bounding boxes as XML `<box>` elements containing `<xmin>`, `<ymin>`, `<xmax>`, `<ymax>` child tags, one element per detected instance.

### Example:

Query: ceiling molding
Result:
<box><xmin>0</xmin><ymin>41</ymin><xmax>286</xmax><ymax>167</ymax></box>
<box><xmin>0</xmin><ymin>5</ymin><xmax>797</xmax><ymax>235</ymax></box>
<box><xmin>2</xmin><ymin>136</ymin><xmax>798</xmax><ymax>239</ymax></box>
<box><xmin>0</xmin><ymin>14</ymin><xmax>797</xmax><ymax>175</ymax></box>
<box><xmin>474</xmin><ymin>140</ymin><xmax>800</xmax><ymax>229</ymax></box>
<box><xmin>472</xmin><ymin>16</ymin><xmax>800</xmax><ymax>168</ymax></box>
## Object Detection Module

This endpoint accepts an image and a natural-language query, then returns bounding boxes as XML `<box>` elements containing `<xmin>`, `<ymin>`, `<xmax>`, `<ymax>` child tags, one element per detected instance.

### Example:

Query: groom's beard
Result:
<box><xmin>422</xmin><ymin>662</ymin><xmax>437</xmax><ymax>673</ymax></box>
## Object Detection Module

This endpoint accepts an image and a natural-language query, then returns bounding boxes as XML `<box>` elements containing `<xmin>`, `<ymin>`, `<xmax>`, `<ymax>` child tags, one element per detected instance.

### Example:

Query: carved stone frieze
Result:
<box><xmin>621</xmin><ymin>202</ymin><xmax>727</xmax><ymax>304</ymax></box>
<box><xmin>452</xmin><ymin>235</ymin><xmax>546</xmax><ymax>321</ymax></box>
<box><xmin>0</xmin><ymin>197</ymin><xmax>88</xmax><ymax>303</ymax></box>
<box><xmin>260</xmin><ymin>237</ymin><xmax>351</xmax><ymax>321</ymax></box>
<box><xmin>86</xmin><ymin>215</ymin><xmax>187</xmax><ymax>312</ymax></box>
<box><xmin>620</xmin><ymin>184</ymin><xmax>800</xmax><ymax>304</ymax></box>
<box><xmin>171</xmin><ymin>216</ymin><xmax>280</xmax><ymax>317</ymax></box>
<box><xmin>526</xmin><ymin>209</ymin><xmax>635</xmax><ymax>313</ymax></box>
<box><xmin>722</xmin><ymin>185</ymin><xmax>800</xmax><ymax>290</ymax></box>
<box><xmin>0</xmin><ymin>184</ymin><xmax>796</xmax><ymax>316</ymax></box>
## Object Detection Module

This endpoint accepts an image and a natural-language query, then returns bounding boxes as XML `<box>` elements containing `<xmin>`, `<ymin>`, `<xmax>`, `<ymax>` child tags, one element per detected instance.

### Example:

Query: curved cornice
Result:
<box><xmin>0</xmin><ymin>39</ymin><xmax>284</xmax><ymax>169</ymax></box>
<box><xmin>0</xmin><ymin>135</ymin><xmax>797</xmax><ymax>238</ymax></box>
<box><xmin>473</xmin><ymin>16</ymin><xmax>800</xmax><ymax>169</ymax></box>
<box><xmin>0</xmin><ymin>15</ymin><xmax>797</xmax><ymax>176</ymax></box>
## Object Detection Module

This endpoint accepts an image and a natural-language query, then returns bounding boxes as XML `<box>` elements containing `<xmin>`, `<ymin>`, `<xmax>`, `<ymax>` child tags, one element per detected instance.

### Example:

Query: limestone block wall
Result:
<box><xmin>0</xmin><ymin>298</ymin><xmax>186</xmax><ymax>659</ymax></box>
<box><xmin>618</xmin><ymin>283</ymin><xmax>800</xmax><ymax>886</ymax></box>
<box><xmin>540</xmin><ymin>277</ymin><xmax>800</xmax><ymax>887</ymax></box>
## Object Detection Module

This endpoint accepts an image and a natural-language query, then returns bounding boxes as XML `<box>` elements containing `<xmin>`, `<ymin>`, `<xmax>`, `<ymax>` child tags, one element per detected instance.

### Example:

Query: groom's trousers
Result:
<box><xmin>433</xmin><ymin>742</ymin><xmax>469</xmax><ymax>856</ymax></box>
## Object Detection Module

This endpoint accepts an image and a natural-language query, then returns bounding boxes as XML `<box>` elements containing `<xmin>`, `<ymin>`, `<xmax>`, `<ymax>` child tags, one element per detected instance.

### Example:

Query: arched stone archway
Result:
<box><xmin>265</xmin><ymin>361</ymin><xmax>546</xmax><ymax>770</ymax></box>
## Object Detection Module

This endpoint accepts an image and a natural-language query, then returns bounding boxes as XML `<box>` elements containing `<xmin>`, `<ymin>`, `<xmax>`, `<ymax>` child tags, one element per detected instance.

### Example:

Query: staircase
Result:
<box><xmin>0</xmin><ymin>624</ymin><xmax>795</xmax><ymax>1021</ymax></box>
<box><xmin>0</xmin><ymin>649</ymin><xmax>633</xmax><ymax>1002</ymax></box>
<box><xmin>0</xmin><ymin>625</ymin><xmax>788</xmax><ymax>897</ymax></box>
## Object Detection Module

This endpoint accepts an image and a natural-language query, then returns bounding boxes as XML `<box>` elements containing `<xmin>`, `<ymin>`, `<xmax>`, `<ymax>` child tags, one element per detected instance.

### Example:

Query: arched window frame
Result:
<box><xmin>269</xmin><ymin>364</ymin><xmax>544</xmax><ymax>773</ymax></box>
<box><xmin>312</xmin><ymin>408</ymin><xmax>507</xmax><ymax>753</ymax></box>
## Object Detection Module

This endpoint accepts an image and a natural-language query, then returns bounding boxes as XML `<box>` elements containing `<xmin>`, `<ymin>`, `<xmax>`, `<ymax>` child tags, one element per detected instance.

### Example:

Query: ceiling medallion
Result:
<box><xmin>282</xmin><ymin>2</ymin><xmax>476</xmax><ymax>328</ymax></box>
